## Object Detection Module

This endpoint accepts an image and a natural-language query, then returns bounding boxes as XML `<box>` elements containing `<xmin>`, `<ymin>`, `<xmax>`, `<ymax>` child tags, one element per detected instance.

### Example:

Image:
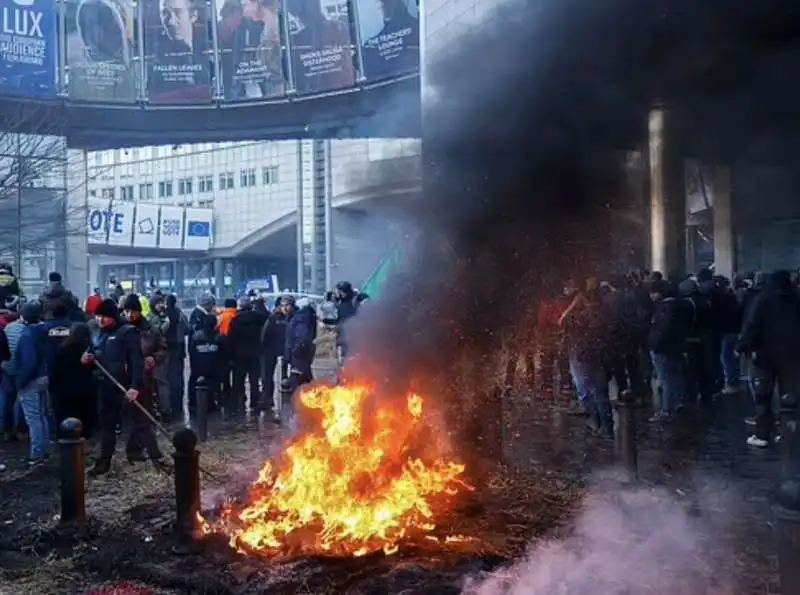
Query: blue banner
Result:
<box><xmin>0</xmin><ymin>0</ymin><xmax>58</xmax><ymax>97</ymax></box>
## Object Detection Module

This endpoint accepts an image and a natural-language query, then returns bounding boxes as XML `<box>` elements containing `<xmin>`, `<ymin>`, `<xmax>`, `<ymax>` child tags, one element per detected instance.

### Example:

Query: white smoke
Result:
<box><xmin>463</xmin><ymin>485</ymin><xmax>736</xmax><ymax>595</ymax></box>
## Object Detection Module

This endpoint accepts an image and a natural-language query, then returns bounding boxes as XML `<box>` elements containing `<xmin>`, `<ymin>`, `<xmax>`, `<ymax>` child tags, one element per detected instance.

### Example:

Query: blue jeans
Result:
<box><xmin>17</xmin><ymin>382</ymin><xmax>50</xmax><ymax>458</ymax></box>
<box><xmin>569</xmin><ymin>351</ymin><xmax>612</xmax><ymax>429</ymax></box>
<box><xmin>650</xmin><ymin>351</ymin><xmax>684</xmax><ymax>415</ymax></box>
<box><xmin>720</xmin><ymin>333</ymin><xmax>739</xmax><ymax>386</ymax></box>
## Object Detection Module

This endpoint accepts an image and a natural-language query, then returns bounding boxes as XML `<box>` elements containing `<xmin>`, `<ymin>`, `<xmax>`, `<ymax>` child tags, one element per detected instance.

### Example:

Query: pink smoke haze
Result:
<box><xmin>463</xmin><ymin>487</ymin><xmax>736</xmax><ymax>595</ymax></box>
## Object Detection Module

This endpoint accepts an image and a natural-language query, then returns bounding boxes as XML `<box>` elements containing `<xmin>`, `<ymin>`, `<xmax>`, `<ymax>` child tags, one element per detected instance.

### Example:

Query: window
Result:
<box><xmin>197</xmin><ymin>199</ymin><xmax>213</xmax><ymax>208</ymax></box>
<box><xmin>158</xmin><ymin>180</ymin><xmax>173</xmax><ymax>198</ymax></box>
<box><xmin>178</xmin><ymin>177</ymin><xmax>193</xmax><ymax>195</ymax></box>
<box><xmin>120</xmin><ymin>185</ymin><xmax>134</xmax><ymax>201</ymax></box>
<box><xmin>198</xmin><ymin>175</ymin><xmax>213</xmax><ymax>193</ymax></box>
<box><xmin>138</xmin><ymin>183</ymin><xmax>153</xmax><ymax>200</ymax></box>
<box><xmin>240</xmin><ymin>168</ymin><xmax>256</xmax><ymax>187</ymax></box>
<box><xmin>219</xmin><ymin>172</ymin><xmax>234</xmax><ymax>190</ymax></box>
<box><xmin>100</xmin><ymin>187</ymin><xmax>114</xmax><ymax>199</ymax></box>
<box><xmin>262</xmin><ymin>166</ymin><xmax>279</xmax><ymax>185</ymax></box>
<box><xmin>88</xmin><ymin>189</ymin><xmax>97</xmax><ymax>197</ymax></box>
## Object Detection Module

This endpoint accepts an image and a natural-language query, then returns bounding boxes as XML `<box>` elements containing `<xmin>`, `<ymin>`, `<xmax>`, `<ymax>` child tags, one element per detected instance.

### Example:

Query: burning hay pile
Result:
<box><xmin>200</xmin><ymin>381</ymin><xmax>478</xmax><ymax>558</ymax></box>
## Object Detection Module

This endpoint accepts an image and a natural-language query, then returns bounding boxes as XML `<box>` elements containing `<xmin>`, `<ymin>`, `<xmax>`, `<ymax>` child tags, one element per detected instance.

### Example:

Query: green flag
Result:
<box><xmin>361</xmin><ymin>244</ymin><xmax>403</xmax><ymax>300</ymax></box>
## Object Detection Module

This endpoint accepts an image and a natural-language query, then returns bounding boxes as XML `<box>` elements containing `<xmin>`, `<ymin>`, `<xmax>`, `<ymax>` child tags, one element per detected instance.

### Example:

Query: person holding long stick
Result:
<box><xmin>83</xmin><ymin>298</ymin><xmax>168</xmax><ymax>477</ymax></box>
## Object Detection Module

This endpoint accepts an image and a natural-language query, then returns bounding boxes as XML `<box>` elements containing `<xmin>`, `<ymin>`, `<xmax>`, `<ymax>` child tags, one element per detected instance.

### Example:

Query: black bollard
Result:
<box><xmin>615</xmin><ymin>389</ymin><xmax>638</xmax><ymax>481</ymax></box>
<box><xmin>194</xmin><ymin>377</ymin><xmax>208</xmax><ymax>442</ymax></box>
<box><xmin>172</xmin><ymin>428</ymin><xmax>201</xmax><ymax>555</ymax></box>
<box><xmin>780</xmin><ymin>394</ymin><xmax>799</xmax><ymax>480</ymax></box>
<box><xmin>773</xmin><ymin>393</ymin><xmax>800</xmax><ymax>595</ymax></box>
<box><xmin>58</xmin><ymin>418</ymin><xmax>86</xmax><ymax>530</ymax></box>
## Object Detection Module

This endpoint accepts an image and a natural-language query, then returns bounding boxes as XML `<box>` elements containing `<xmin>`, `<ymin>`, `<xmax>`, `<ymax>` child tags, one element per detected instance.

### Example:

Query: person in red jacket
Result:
<box><xmin>537</xmin><ymin>281</ymin><xmax>575</xmax><ymax>393</ymax></box>
<box><xmin>85</xmin><ymin>288</ymin><xmax>103</xmax><ymax>316</ymax></box>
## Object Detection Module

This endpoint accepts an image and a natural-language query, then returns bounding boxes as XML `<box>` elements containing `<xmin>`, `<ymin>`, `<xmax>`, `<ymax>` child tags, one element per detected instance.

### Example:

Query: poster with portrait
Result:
<box><xmin>285</xmin><ymin>0</ymin><xmax>355</xmax><ymax>94</ymax></box>
<box><xmin>355</xmin><ymin>0</ymin><xmax>417</xmax><ymax>81</ymax></box>
<box><xmin>64</xmin><ymin>0</ymin><xmax>139</xmax><ymax>102</ymax></box>
<box><xmin>143</xmin><ymin>0</ymin><xmax>211</xmax><ymax>103</ymax></box>
<box><xmin>213</xmin><ymin>0</ymin><xmax>286</xmax><ymax>101</ymax></box>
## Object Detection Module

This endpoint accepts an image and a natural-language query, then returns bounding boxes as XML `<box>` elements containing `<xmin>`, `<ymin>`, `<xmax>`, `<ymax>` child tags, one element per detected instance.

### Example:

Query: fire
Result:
<box><xmin>201</xmin><ymin>382</ymin><xmax>471</xmax><ymax>557</ymax></box>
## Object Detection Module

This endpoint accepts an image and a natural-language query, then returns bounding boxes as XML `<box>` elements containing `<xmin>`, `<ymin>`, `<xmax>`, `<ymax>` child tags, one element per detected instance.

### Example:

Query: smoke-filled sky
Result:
<box><xmin>349</xmin><ymin>0</ymin><xmax>799</xmax><ymax>453</ymax></box>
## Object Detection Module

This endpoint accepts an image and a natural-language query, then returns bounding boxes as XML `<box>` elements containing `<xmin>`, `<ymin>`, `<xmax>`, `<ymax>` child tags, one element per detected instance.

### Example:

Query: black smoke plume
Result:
<box><xmin>348</xmin><ymin>0</ymin><xmax>800</xmax><ymax>462</ymax></box>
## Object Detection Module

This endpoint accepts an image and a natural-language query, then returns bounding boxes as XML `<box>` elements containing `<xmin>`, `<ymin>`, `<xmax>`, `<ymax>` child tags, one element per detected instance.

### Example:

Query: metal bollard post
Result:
<box><xmin>780</xmin><ymin>394</ymin><xmax>798</xmax><ymax>480</ymax></box>
<box><xmin>615</xmin><ymin>389</ymin><xmax>638</xmax><ymax>481</ymax></box>
<box><xmin>194</xmin><ymin>377</ymin><xmax>208</xmax><ymax>442</ymax></box>
<box><xmin>58</xmin><ymin>418</ymin><xmax>86</xmax><ymax>530</ymax></box>
<box><xmin>172</xmin><ymin>428</ymin><xmax>201</xmax><ymax>555</ymax></box>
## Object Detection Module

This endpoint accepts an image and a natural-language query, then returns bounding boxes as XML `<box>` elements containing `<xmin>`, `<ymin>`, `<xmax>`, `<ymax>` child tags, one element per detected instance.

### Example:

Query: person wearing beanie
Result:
<box><xmin>84</xmin><ymin>295</ymin><xmax>167</xmax><ymax>476</ymax></box>
<box><xmin>228</xmin><ymin>295</ymin><xmax>267</xmax><ymax>415</ymax></box>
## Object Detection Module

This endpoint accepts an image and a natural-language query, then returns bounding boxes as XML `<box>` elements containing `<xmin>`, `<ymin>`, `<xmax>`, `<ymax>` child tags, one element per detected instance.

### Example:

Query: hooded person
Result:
<box><xmin>83</xmin><ymin>297</ymin><xmax>167</xmax><ymax>476</ymax></box>
<box><xmin>48</xmin><ymin>322</ymin><xmax>97</xmax><ymax>439</ymax></box>
<box><xmin>737</xmin><ymin>270</ymin><xmax>800</xmax><ymax>448</ymax></box>
<box><xmin>679</xmin><ymin>277</ymin><xmax>714</xmax><ymax>406</ymax></box>
<box><xmin>647</xmin><ymin>280</ymin><xmax>686</xmax><ymax>422</ymax></box>
<box><xmin>228</xmin><ymin>296</ymin><xmax>268</xmax><ymax>414</ymax></box>
<box><xmin>41</xmin><ymin>272</ymin><xmax>84</xmax><ymax>322</ymax></box>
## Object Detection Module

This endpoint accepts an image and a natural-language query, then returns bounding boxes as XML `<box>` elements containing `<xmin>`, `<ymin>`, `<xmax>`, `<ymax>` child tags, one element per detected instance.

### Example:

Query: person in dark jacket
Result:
<box><xmin>83</xmin><ymin>298</ymin><xmax>166</xmax><ymax>476</ymax></box>
<box><xmin>260</xmin><ymin>296</ymin><xmax>290</xmax><ymax>414</ymax></box>
<box><xmin>49</xmin><ymin>323</ymin><xmax>96</xmax><ymax>439</ymax></box>
<box><xmin>164</xmin><ymin>293</ymin><xmax>188</xmax><ymax>419</ymax></box>
<box><xmin>15</xmin><ymin>302</ymin><xmax>50</xmax><ymax>464</ymax></box>
<box><xmin>229</xmin><ymin>297</ymin><xmax>267</xmax><ymax>415</ymax></box>
<box><xmin>39</xmin><ymin>303</ymin><xmax>73</xmax><ymax>377</ymax></box>
<box><xmin>284</xmin><ymin>298</ymin><xmax>316</xmax><ymax>394</ymax></box>
<box><xmin>560</xmin><ymin>285</ymin><xmax>613</xmax><ymax>438</ymax></box>
<box><xmin>188</xmin><ymin>313</ymin><xmax>222</xmax><ymax>414</ymax></box>
<box><xmin>648</xmin><ymin>280</ymin><xmax>685</xmax><ymax>422</ymax></box>
<box><xmin>737</xmin><ymin>270</ymin><xmax>800</xmax><ymax>448</ymax></box>
<box><xmin>41</xmin><ymin>272</ymin><xmax>84</xmax><ymax>322</ymax></box>
<box><xmin>334</xmin><ymin>281</ymin><xmax>362</xmax><ymax>361</ymax></box>
<box><xmin>679</xmin><ymin>278</ymin><xmax>713</xmax><ymax>406</ymax></box>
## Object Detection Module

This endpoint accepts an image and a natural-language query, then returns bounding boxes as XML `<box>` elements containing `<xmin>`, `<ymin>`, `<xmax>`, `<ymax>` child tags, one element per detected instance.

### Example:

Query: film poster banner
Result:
<box><xmin>143</xmin><ymin>0</ymin><xmax>211</xmax><ymax>103</ymax></box>
<box><xmin>0</xmin><ymin>0</ymin><xmax>57</xmax><ymax>97</ymax></box>
<box><xmin>64</xmin><ymin>0</ymin><xmax>138</xmax><ymax>102</ymax></box>
<box><xmin>285</xmin><ymin>0</ymin><xmax>355</xmax><ymax>94</ymax></box>
<box><xmin>214</xmin><ymin>0</ymin><xmax>286</xmax><ymax>101</ymax></box>
<box><xmin>355</xmin><ymin>0</ymin><xmax>417</xmax><ymax>81</ymax></box>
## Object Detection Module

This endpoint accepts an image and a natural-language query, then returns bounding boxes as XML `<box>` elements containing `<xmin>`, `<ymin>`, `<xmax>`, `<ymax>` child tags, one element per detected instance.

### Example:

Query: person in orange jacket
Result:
<box><xmin>217</xmin><ymin>298</ymin><xmax>237</xmax><ymax>336</ymax></box>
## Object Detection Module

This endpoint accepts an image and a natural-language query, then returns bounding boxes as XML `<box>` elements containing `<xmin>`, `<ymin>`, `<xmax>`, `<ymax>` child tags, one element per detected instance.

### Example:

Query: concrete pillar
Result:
<box><xmin>173</xmin><ymin>260</ymin><xmax>184</xmax><ymax>295</ymax></box>
<box><xmin>213</xmin><ymin>258</ymin><xmax>224</xmax><ymax>298</ymax></box>
<box><xmin>133</xmin><ymin>263</ymin><xmax>144</xmax><ymax>294</ymax></box>
<box><xmin>309</xmin><ymin>139</ymin><xmax>327</xmax><ymax>295</ymax></box>
<box><xmin>648</xmin><ymin>106</ymin><xmax>686</xmax><ymax>278</ymax></box>
<box><xmin>296</xmin><ymin>139</ymin><xmax>304</xmax><ymax>293</ymax></box>
<box><xmin>711</xmin><ymin>166</ymin><xmax>734</xmax><ymax>279</ymax></box>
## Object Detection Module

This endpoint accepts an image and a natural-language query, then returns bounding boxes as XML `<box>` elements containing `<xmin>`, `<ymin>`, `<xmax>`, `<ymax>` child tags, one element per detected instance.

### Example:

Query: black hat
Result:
<box><xmin>95</xmin><ymin>298</ymin><xmax>119</xmax><ymax>318</ymax></box>
<box><xmin>49</xmin><ymin>272</ymin><xmax>62</xmax><ymax>283</ymax></box>
<box><xmin>224</xmin><ymin>298</ymin><xmax>237</xmax><ymax>308</ymax></box>
<box><xmin>122</xmin><ymin>294</ymin><xmax>142</xmax><ymax>312</ymax></box>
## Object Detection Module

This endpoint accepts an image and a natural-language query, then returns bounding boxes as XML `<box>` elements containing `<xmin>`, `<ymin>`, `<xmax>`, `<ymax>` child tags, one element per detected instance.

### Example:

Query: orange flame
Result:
<box><xmin>201</xmin><ymin>382</ymin><xmax>470</xmax><ymax>557</ymax></box>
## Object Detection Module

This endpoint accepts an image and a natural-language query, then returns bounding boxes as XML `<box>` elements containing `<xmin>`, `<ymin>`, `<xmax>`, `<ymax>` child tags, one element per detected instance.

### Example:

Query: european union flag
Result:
<box><xmin>187</xmin><ymin>220</ymin><xmax>211</xmax><ymax>237</ymax></box>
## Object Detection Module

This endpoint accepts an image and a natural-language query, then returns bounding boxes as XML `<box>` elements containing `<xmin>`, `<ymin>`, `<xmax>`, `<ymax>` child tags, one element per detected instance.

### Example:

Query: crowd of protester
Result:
<box><xmin>1</xmin><ymin>259</ymin><xmax>794</xmax><ymax>473</ymax></box>
<box><xmin>535</xmin><ymin>267</ymin><xmax>800</xmax><ymax>447</ymax></box>
<box><xmin>0</xmin><ymin>267</ymin><xmax>368</xmax><ymax>473</ymax></box>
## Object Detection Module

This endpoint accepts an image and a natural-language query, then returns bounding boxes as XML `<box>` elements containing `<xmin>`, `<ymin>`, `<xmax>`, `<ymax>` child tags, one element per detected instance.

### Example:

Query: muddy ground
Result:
<box><xmin>0</xmin><ymin>372</ymin><xmax>784</xmax><ymax>594</ymax></box>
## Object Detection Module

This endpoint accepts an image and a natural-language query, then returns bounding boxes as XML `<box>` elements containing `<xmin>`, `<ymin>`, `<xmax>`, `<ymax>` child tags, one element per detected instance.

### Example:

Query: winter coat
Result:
<box><xmin>647</xmin><ymin>297</ymin><xmax>685</xmax><ymax>355</ymax></box>
<box><xmin>261</xmin><ymin>311</ymin><xmax>288</xmax><ymax>357</ymax></box>
<box><xmin>217</xmin><ymin>307</ymin><xmax>237</xmax><ymax>336</ymax></box>
<box><xmin>737</xmin><ymin>280</ymin><xmax>800</xmax><ymax>372</ymax></box>
<box><xmin>89</xmin><ymin>322</ymin><xmax>144</xmax><ymax>391</ymax></box>
<box><xmin>16</xmin><ymin>325</ymin><xmax>46</xmax><ymax>391</ymax></box>
<box><xmin>41</xmin><ymin>282</ymin><xmax>84</xmax><ymax>322</ymax></box>
<box><xmin>38</xmin><ymin>317</ymin><xmax>73</xmax><ymax>376</ymax></box>
<box><xmin>285</xmin><ymin>306</ymin><xmax>316</xmax><ymax>373</ymax></box>
<box><xmin>229</xmin><ymin>309</ymin><xmax>267</xmax><ymax>360</ymax></box>
<box><xmin>189</xmin><ymin>329</ymin><xmax>223</xmax><ymax>381</ymax></box>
